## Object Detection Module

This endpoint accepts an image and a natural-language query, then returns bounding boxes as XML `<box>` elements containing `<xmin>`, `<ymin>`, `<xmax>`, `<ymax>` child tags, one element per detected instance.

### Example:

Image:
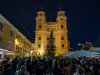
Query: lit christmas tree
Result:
<box><xmin>45</xmin><ymin>31</ymin><xmax>56</xmax><ymax>58</ymax></box>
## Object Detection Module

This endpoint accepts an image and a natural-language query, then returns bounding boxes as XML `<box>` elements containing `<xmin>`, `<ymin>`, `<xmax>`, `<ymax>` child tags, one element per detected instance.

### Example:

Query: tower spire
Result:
<box><xmin>59</xmin><ymin>6</ymin><xmax>62</xmax><ymax>11</ymax></box>
<box><xmin>57</xmin><ymin>0</ymin><xmax>62</xmax><ymax>11</ymax></box>
<box><xmin>40</xmin><ymin>7</ymin><xmax>43</xmax><ymax>11</ymax></box>
<box><xmin>40</xmin><ymin>0</ymin><xmax>45</xmax><ymax>11</ymax></box>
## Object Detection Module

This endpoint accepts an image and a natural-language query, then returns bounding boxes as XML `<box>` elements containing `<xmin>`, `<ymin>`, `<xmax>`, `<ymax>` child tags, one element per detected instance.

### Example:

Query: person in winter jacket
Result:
<box><xmin>15</xmin><ymin>65</ymin><xmax>30</xmax><ymax>75</ymax></box>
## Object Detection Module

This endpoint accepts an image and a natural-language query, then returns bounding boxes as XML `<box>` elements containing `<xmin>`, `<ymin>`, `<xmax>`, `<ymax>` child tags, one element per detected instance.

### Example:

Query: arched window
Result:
<box><xmin>47</xmin><ymin>37</ymin><xmax>49</xmax><ymax>40</ymax></box>
<box><xmin>62</xmin><ymin>44</ymin><xmax>64</xmax><ymax>48</ymax></box>
<box><xmin>39</xmin><ymin>19</ymin><xmax>41</xmax><ymax>21</ymax></box>
<box><xmin>39</xmin><ymin>25</ymin><xmax>41</xmax><ymax>29</ymax></box>
<box><xmin>61</xmin><ymin>25</ymin><xmax>63</xmax><ymax>28</ymax></box>
<box><xmin>61</xmin><ymin>37</ymin><xmax>64</xmax><ymax>40</ymax></box>
<box><xmin>60</xmin><ymin>18</ymin><xmax>64</xmax><ymax>21</ymax></box>
<box><xmin>39</xmin><ymin>37</ymin><xmax>41</xmax><ymax>40</ymax></box>
<box><xmin>38</xmin><ymin>44</ymin><xmax>41</xmax><ymax>47</ymax></box>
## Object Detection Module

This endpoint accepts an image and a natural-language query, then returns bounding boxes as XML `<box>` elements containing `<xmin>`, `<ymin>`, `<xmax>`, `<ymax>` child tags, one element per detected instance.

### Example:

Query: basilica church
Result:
<box><xmin>34</xmin><ymin>10</ymin><xmax>69</xmax><ymax>56</ymax></box>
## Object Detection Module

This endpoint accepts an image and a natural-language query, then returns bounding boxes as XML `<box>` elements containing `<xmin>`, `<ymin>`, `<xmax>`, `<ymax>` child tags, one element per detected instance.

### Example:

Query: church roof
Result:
<box><xmin>46</xmin><ymin>22</ymin><xmax>57</xmax><ymax>25</ymax></box>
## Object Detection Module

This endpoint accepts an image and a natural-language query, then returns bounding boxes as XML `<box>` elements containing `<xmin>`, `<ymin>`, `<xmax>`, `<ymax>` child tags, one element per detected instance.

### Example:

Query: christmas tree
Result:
<box><xmin>45</xmin><ymin>31</ymin><xmax>56</xmax><ymax>58</ymax></box>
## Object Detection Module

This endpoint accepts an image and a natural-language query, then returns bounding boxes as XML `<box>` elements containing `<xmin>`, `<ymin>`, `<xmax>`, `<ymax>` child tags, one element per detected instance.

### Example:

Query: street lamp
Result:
<box><xmin>15</xmin><ymin>39</ymin><xmax>20</xmax><ymax>46</ymax></box>
<box><xmin>15</xmin><ymin>38</ymin><xmax>20</xmax><ymax>56</ymax></box>
<box><xmin>77</xmin><ymin>43</ymin><xmax>84</xmax><ymax>50</ymax></box>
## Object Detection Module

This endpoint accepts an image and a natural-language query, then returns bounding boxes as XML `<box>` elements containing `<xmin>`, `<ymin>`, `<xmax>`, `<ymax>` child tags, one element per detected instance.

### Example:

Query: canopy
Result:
<box><xmin>0</xmin><ymin>48</ymin><xmax>9</xmax><ymax>51</ymax></box>
<box><xmin>62</xmin><ymin>52</ymin><xmax>75</xmax><ymax>57</ymax></box>
<box><xmin>62</xmin><ymin>50</ymin><xmax>100</xmax><ymax>57</ymax></box>
<box><xmin>0</xmin><ymin>48</ymin><xmax>16</xmax><ymax>55</ymax></box>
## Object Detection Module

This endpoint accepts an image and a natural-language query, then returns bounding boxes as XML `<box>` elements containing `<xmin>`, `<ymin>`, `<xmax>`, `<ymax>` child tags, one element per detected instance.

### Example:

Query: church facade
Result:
<box><xmin>34</xmin><ymin>10</ymin><xmax>69</xmax><ymax>56</ymax></box>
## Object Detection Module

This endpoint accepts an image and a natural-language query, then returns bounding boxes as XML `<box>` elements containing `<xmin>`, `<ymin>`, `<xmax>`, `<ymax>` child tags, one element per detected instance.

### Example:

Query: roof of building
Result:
<box><xmin>46</xmin><ymin>22</ymin><xmax>57</xmax><ymax>25</ymax></box>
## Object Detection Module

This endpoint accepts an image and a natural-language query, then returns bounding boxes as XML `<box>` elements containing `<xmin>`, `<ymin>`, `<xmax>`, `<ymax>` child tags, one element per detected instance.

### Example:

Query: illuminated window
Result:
<box><xmin>10</xmin><ymin>30</ymin><xmax>14</xmax><ymax>37</ymax></box>
<box><xmin>0</xmin><ymin>22</ymin><xmax>3</xmax><ymax>31</ymax></box>
<box><xmin>39</xmin><ymin>37</ymin><xmax>41</xmax><ymax>40</ymax></box>
<box><xmin>39</xmin><ymin>25</ymin><xmax>41</xmax><ymax>29</ymax></box>
<box><xmin>61</xmin><ymin>25</ymin><xmax>63</xmax><ymax>28</ymax></box>
<box><xmin>61</xmin><ymin>37</ymin><xmax>64</xmax><ymax>40</ymax></box>
<box><xmin>62</xmin><ymin>44</ymin><xmax>64</xmax><ymax>48</ymax></box>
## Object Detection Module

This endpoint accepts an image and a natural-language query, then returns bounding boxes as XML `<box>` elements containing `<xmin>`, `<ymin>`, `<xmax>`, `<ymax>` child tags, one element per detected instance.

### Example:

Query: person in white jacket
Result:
<box><xmin>15</xmin><ymin>65</ymin><xmax>30</xmax><ymax>75</ymax></box>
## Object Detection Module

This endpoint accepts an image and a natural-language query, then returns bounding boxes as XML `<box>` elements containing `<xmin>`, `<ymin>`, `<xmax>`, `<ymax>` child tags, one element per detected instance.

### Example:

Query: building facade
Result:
<box><xmin>35</xmin><ymin>10</ymin><xmax>69</xmax><ymax>56</ymax></box>
<box><xmin>0</xmin><ymin>14</ymin><xmax>32</xmax><ymax>57</ymax></box>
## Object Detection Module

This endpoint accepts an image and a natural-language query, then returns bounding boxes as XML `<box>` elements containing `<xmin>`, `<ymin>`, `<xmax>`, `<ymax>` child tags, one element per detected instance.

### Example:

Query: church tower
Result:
<box><xmin>35</xmin><ymin>10</ymin><xmax>46</xmax><ymax>55</ymax></box>
<box><xmin>34</xmin><ymin>10</ymin><xmax>69</xmax><ymax>56</ymax></box>
<box><xmin>56</xmin><ymin>11</ymin><xmax>69</xmax><ymax>55</ymax></box>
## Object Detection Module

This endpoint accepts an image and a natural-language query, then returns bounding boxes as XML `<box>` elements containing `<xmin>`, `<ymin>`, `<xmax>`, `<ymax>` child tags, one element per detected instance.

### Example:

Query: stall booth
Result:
<box><xmin>0</xmin><ymin>48</ymin><xmax>16</xmax><ymax>60</ymax></box>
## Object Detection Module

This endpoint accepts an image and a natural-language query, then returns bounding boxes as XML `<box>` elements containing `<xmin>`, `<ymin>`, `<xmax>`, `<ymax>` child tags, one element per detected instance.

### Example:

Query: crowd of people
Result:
<box><xmin>0</xmin><ymin>56</ymin><xmax>100</xmax><ymax>75</ymax></box>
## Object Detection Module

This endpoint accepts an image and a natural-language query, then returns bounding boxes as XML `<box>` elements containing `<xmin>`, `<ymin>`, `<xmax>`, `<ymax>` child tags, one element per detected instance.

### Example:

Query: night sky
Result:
<box><xmin>0</xmin><ymin>0</ymin><xmax>100</xmax><ymax>49</ymax></box>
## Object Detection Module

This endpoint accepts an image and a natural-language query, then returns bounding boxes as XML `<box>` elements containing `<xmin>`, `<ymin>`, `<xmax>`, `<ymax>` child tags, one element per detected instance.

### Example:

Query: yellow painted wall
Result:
<box><xmin>0</xmin><ymin>15</ymin><xmax>32</xmax><ymax>58</ymax></box>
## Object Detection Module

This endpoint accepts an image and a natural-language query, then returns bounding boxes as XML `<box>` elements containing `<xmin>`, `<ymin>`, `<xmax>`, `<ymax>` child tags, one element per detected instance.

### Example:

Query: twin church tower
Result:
<box><xmin>34</xmin><ymin>10</ymin><xmax>69</xmax><ymax>56</ymax></box>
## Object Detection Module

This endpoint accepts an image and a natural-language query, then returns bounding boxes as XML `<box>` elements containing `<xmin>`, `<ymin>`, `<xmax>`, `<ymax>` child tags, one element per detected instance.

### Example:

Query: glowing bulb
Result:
<box><xmin>15</xmin><ymin>39</ymin><xmax>20</xmax><ymax>45</ymax></box>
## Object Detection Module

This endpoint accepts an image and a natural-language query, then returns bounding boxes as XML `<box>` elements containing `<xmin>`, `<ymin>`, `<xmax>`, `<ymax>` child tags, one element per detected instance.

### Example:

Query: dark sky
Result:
<box><xmin>0</xmin><ymin>0</ymin><xmax>100</xmax><ymax>49</ymax></box>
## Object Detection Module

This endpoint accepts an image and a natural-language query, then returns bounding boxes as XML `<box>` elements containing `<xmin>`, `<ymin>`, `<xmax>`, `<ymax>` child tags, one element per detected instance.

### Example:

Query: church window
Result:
<box><xmin>39</xmin><ymin>19</ymin><xmax>41</xmax><ymax>21</ymax></box>
<box><xmin>61</xmin><ymin>25</ymin><xmax>63</xmax><ymax>28</ymax></box>
<box><xmin>39</xmin><ymin>25</ymin><xmax>41</xmax><ymax>29</ymax></box>
<box><xmin>47</xmin><ymin>37</ymin><xmax>49</xmax><ymax>40</ymax></box>
<box><xmin>61</xmin><ymin>37</ymin><xmax>64</xmax><ymax>40</ymax></box>
<box><xmin>38</xmin><ymin>44</ymin><xmax>41</xmax><ymax>47</ymax></box>
<box><xmin>60</xmin><ymin>18</ymin><xmax>63</xmax><ymax>21</ymax></box>
<box><xmin>39</xmin><ymin>37</ymin><xmax>41</xmax><ymax>40</ymax></box>
<box><xmin>62</xmin><ymin>44</ymin><xmax>64</xmax><ymax>48</ymax></box>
